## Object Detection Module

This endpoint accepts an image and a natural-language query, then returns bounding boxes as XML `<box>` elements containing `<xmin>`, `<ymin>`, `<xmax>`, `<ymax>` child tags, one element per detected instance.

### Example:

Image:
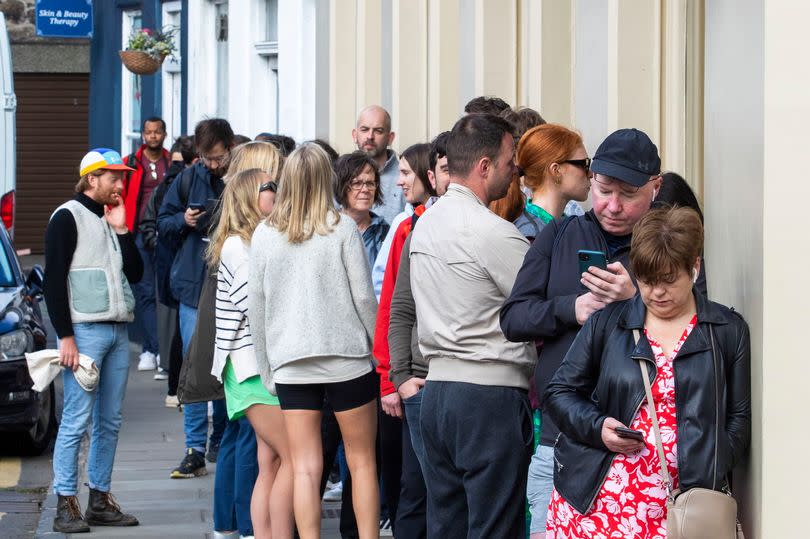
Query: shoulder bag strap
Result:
<box><xmin>634</xmin><ymin>329</ymin><xmax>674</xmax><ymax>499</ymax></box>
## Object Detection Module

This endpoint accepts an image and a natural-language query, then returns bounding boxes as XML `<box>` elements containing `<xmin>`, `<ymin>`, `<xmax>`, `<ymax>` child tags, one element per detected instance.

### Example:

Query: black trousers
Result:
<box><xmin>378</xmin><ymin>405</ymin><xmax>402</xmax><ymax>528</ymax></box>
<box><xmin>420</xmin><ymin>381</ymin><xmax>533</xmax><ymax>539</ymax></box>
<box><xmin>395</xmin><ymin>411</ymin><xmax>427</xmax><ymax>538</ymax></box>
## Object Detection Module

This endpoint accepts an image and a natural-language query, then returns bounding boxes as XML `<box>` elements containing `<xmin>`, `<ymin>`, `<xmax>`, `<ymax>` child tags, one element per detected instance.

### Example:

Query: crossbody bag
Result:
<box><xmin>633</xmin><ymin>328</ymin><xmax>744</xmax><ymax>539</ymax></box>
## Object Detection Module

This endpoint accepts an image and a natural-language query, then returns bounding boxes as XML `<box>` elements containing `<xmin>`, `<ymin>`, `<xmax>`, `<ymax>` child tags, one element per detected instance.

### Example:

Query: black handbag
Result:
<box><xmin>177</xmin><ymin>268</ymin><xmax>224</xmax><ymax>403</ymax></box>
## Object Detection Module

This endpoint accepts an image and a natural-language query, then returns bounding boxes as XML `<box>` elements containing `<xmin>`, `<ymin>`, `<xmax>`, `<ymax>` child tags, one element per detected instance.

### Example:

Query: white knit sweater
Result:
<box><xmin>248</xmin><ymin>214</ymin><xmax>377</xmax><ymax>388</ymax></box>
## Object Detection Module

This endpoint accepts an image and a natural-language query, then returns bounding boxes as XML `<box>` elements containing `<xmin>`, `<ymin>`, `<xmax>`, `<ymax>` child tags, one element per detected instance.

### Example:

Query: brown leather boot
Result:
<box><xmin>84</xmin><ymin>488</ymin><xmax>139</xmax><ymax>526</ymax></box>
<box><xmin>53</xmin><ymin>494</ymin><xmax>90</xmax><ymax>533</ymax></box>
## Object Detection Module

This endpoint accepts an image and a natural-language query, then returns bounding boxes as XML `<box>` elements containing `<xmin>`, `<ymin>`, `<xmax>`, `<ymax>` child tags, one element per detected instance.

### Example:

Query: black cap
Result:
<box><xmin>591</xmin><ymin>128</ymin><xmax>661</xmax><ymax>187</ymax></box>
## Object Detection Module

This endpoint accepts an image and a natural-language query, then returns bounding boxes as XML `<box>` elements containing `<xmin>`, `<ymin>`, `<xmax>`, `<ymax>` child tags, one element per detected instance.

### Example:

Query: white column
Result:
<box><xmin>278</xmin><ymin>0</ymin><xmax>318</xmax><ymax>142</ymax></box>
<box><xmin>186</xmin><ymin>0</ymin><xmax>218</xmax><ymax>126</ymax></box>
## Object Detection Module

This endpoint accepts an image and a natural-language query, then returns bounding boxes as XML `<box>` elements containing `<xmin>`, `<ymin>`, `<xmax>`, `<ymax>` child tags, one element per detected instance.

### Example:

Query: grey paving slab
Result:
<box><xmin>35</xmin><ymin>356</ymin><xmax>343</xmax><ymax>538</ymax></box>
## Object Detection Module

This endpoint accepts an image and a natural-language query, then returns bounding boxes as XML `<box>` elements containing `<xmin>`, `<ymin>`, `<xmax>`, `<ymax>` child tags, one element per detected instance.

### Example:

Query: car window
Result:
<box><xmin>0</xmin><ymin>228</ymin><xmax>18</xmax><ymax>287</ymax></box>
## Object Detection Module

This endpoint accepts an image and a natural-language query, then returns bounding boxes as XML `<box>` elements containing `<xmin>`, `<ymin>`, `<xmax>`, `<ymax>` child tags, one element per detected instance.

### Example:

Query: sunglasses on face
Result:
<box><xmin>259</xmin><ymin>181</ymin><xmax>277</xmax><ymax>193</ymax></box>
<box><xmin>562</xmin><ymin>157</ymin><xmax>591</xmax><ymax>173</ymax></box>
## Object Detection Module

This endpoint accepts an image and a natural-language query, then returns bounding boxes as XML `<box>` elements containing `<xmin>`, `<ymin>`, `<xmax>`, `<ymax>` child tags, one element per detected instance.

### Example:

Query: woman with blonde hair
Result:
<box><xmin>249</xmin><ymin>143</ymin><xmax>379</xmax><ymax>539</ymax></box>
<box><xmin>207</xmin><ymin>141</ymin><xmax>293</xmax><ymax>539</ymax></box>
<box><xmin>227</xmin><ymin>140</ymin><xmax>283</xmax><ymax>183</ymax></box>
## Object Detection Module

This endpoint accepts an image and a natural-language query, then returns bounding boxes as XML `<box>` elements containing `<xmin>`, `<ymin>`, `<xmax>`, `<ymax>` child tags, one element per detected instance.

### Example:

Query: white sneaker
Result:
<box><xmin>165</xmin><ymin>394</ymin><xmax>180</xmax><ymax>408</ymax></box>
<box><xmin>379</xmin><ymin>517</ymin><xmax>393</xmax><ymax>536</ymax></box>
<box><xmin>212</xmin><ymin>532</ymin><xmax>239</xmax><ymax>539</ymax></box>
<box><xmin>154</xmin><ymin>367</ymin><xmax>168</xmax><ymax>380</ymax></box>
<box><xmin>137</xmin><ymin>351</ymin><xmax>158</xmax><ymax>371</ymax></box>
<box><xmin>322</xmin><ymin>480</ymin><xmax>343</xmax><ymax>501</ymax></box>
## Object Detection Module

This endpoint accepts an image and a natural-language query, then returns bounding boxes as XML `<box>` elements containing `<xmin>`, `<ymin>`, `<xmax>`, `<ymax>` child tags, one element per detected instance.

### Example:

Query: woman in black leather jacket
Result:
<box><xmin>543</xmin><ymin>206</ymin><xmax>750</xmax><ymax>538</ymax></box>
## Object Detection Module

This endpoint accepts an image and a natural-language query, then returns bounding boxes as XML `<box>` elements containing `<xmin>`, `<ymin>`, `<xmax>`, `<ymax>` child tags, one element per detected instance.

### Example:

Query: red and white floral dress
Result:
<box><xmin>546</xmin><ymin>314</ymin><xmax>697</xmax><ymax>539</ymax></box>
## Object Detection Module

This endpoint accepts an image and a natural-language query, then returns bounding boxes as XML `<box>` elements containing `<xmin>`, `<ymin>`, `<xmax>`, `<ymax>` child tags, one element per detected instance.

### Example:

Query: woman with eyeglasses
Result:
<box><xmin>207</xmin><ymin>142</ymin><xmax>292</xmax><ymax>539</ymax></box>
<box><xmin>512</xmin><ymin>124</ymin><xmax>591</xmax><ymax>243</ymax></box>
<box><xmin>334</xmin><ymin>152</ymin><xmax>390</xmax><ymax>268</ymax></box>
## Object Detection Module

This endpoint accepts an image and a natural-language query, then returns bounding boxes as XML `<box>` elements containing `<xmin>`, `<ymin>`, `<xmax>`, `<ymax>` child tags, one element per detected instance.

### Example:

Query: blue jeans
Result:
<box><xmin>526</xmin><ymin>444</ymin><xmax>554</xmax><ymax>533</ymax></box>
<box><xmin>178</xmin><ymin>303</ymin><xmax>226</xmax><ymax>453</ymax></box>
<box><xmin>213</xmin><ymin>417</ymin><xmax>257</xmax><ymax>535</ymax></box>
<box><xmin>53</xmin><ymin>322</ymin><xmax>130</xmax><ymax>495</ymax></box>
<box><xmin>132</xmin><ymin>233</ymin><xmax>158</xmax><ymax>355</ymax></box>
<box><xmin>403</xmin><ymin>388</ymin><xmax>426</xmax><ymax>474</ymax></box>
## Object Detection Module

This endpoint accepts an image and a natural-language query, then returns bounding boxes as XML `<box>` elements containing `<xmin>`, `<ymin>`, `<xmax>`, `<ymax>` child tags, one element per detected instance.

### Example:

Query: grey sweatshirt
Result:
<box><xmin>248</xmin><ymin>214</ymin><xmax>378</xmax><ymax>389</ymax></box>
<box><xmin>388</xmin><ymin>234</ymin><xmax>428</xmax><ymax>389</ymax></box>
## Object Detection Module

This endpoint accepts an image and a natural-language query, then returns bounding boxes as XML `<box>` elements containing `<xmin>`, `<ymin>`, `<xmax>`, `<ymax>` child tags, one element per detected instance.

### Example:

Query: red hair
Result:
<box><xmin>489</xmin><ymin>173</ymin><xmax>525</xmax><ymax>222</ymax></box>
<box><xmin>517</xmin><ymin>124</ymin><xmax>583</xmax><ymax>191</ymax></box>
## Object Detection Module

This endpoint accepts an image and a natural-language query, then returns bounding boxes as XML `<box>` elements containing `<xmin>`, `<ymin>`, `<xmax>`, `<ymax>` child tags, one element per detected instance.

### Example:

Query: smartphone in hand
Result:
<box><xmin>188</xmin><ymin>202</ymin><xmax>206</xmax><ymax>212</ymax></box>
<box><xmin>615</xmin><ymin>426</ymin><xmax>645</xmax><ymax>442</ymax></box>
<box><xmin>578</xmin><ymin>250</ymin><xmax>608</xmax><ymax>274</ymax></box>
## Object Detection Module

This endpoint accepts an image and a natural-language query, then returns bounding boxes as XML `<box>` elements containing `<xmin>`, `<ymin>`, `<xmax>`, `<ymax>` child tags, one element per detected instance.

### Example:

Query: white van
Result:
<box><xmin>0</xmin><ymin>13</ymin><xmax>16</xmax><ymax>238</ymax></box>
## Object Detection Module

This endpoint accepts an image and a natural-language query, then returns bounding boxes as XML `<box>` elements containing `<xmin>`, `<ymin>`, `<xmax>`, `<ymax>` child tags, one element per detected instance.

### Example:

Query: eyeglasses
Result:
<box><xmin>562</xmin><ymin>157</ymin><xmax>591</xmax><ymax>173</ymax></box>
<box><xmin>259</xmin><ymin>181</ymin><xmax>277</xmax><ymax>193</ymax></box>
<box><xmin>349</xmin><ymin>180</ymin><xmax>377</xmax><ymax>191</ymax></box>
<box><xmin>200</xmin><ymin>152</ymin><xmax>230</xmax><ymax>166</ymax></box>
<box><xmin>148</xmin><ymin>161</ymin><xmax>157</xmax><ymax>180</ymax></box>
<box><xmin>591</xmin><ymin>175</ymin><xmax>649</xmax><ymax>195</ymax></box>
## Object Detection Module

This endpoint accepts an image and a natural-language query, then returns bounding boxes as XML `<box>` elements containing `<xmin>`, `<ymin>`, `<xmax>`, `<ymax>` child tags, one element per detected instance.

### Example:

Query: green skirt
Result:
<box><xmin>223</xmin><ymin>359</ymin><xmax>280</xmax><ymax>421</ymax></box>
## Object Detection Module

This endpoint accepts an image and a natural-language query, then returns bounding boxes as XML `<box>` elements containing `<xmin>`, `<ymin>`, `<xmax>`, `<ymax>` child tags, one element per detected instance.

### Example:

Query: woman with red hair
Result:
<box><xmin>512</xmin><ymin>124</ymin><xmax>591</xmax><ymax>243</ymax></box>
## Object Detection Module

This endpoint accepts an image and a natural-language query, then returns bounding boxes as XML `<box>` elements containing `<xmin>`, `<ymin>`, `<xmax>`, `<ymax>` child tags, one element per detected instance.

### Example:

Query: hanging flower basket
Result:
<box><xmin>119</xmin><ymin>27</ymin><xmax>177</xmax><ymax>76</ymax></box>
<box><xmin>119</xmin><ymin>50</ymin><xmax>166</xmax><ymax>75</ymax></box>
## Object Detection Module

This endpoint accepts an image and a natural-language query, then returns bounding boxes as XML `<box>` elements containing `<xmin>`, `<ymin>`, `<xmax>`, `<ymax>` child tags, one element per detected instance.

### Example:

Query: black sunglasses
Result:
<box><xmin>259</xmin><ymin>181</ymin><xmax>277</xmax><ymax>193</ymax></box>
<box><xmin>562</xmin><ymin>157</ymin><xmax>591</xmax><ymax>172</ymax></box>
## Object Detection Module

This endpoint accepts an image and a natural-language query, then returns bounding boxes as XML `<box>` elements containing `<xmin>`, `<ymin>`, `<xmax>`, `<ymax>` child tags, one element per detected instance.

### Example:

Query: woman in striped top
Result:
<box><xmin>206</xmin><ymin>167</ymin><xmax>293</xmax><ymax>538</ymax></box>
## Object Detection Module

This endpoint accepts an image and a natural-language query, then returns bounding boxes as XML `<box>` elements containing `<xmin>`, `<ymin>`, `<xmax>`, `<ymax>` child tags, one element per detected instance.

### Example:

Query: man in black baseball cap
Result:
<box><xmin>501</xmin><ymin>127</ymin><xmax>706</xmax><ymax>537</ymax></box>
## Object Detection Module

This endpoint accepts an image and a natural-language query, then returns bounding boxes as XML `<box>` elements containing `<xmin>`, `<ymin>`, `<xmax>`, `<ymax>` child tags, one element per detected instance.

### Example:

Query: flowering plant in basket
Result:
<box><xmin>125</xmin><ymin>27</ymin><xmax>177</xmax><ymax>60</ymax></box>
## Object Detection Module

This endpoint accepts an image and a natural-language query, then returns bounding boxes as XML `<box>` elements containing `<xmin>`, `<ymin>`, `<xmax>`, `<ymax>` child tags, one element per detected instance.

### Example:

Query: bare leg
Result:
<box><xmin>531</xmin><ymin>533</ymin><xmax>547</xmax><ymax>539</ymax></box>
<box><xmin>335</xmin><ymin>400</ymin><xmax>379</xmax><ymax>539</ymax></box>
<box><xmin>281</xmin><ymin>409</ymin><xmax>323</xmax><ymax>539</ymax></box>
<box><xmin>249</xmin><ymin>436</ymin><xmax>277</xmax><ymax>538</ymax></box>
<box><xmin>246</xmin><ymin>404</ymin><xmax>293</xmax><ymax>539</ymax></box>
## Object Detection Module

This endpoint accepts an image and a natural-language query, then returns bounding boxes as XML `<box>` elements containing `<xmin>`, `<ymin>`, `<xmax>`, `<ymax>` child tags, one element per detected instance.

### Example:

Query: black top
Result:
<box><xmin>43</xmin><ymin>193</ymin><xmax>143</xmax><ymax>339</ymax></box>
<box><xmin>500</xmin><ymin>211</ymin><xmax>707</xmax><ymax>446</ymax></box>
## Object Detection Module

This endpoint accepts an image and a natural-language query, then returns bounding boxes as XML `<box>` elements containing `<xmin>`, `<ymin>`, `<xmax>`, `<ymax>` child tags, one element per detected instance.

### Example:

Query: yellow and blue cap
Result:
<box><xmin>79</xmin><ymin>148</ymin><xmax>135</xmax><ymax>177</ymax></box>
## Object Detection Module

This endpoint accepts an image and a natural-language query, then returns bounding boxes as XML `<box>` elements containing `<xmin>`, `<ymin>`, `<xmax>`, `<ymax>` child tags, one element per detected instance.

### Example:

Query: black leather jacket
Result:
<box><xmin>543</xmin><ymin>291</ymin><xmax>751</xmax><ymax>515</ymax></box>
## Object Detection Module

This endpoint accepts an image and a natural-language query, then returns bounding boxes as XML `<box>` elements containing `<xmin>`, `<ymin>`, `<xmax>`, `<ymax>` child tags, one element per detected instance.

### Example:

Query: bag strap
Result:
<box><xmin>633</xmin><ymin>329</ymin><xmax>674</xmax><ymax>499</ymax></box>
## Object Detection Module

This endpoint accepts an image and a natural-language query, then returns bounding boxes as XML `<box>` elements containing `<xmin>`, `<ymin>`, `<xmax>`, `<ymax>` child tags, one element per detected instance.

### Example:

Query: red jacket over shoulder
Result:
<box><xmin>123</xmin><ymin>145</ymin><xmax>171</xmax><ymax>233</ymax></box>
<box><xmin>374</xmin><ymin>205</ymin><xmax>425</xmax><ymax>396</ymax></box>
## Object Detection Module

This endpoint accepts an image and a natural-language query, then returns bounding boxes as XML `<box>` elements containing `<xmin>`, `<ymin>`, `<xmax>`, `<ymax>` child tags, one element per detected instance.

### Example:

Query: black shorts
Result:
<box><xmin>275</xmin><ymin>370</ymin><xmax>378</xmax><ymax>412</ymax></box>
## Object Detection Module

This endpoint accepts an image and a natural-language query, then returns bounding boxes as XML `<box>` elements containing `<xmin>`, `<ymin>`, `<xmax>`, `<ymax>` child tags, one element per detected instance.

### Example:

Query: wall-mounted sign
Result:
<box><xmin>36</xmin><ymin>0</ymin><xmax>93</xmax><ymax>39</ymax></box>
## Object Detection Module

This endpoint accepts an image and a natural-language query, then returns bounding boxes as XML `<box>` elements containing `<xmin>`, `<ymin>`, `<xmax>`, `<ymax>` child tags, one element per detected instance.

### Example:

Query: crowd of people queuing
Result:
<box><xmin>42</xmin><ymin>94</ymin><xmax>751</xmax><ymax>539</ymax></box>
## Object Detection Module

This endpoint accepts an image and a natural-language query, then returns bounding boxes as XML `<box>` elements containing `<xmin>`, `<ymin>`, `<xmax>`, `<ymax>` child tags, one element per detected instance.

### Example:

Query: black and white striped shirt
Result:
<box><xmin>212</xmin><ymin>236</ymin><xmax>259</xmax><ymax>382</ymax></box>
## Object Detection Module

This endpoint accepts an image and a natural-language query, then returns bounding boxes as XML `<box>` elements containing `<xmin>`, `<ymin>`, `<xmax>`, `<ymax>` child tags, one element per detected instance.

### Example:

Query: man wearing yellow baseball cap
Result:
<box><xmin>43</xmin><ymin>148</ymin><xmax>143</xmax><ymax>533</ymax></box>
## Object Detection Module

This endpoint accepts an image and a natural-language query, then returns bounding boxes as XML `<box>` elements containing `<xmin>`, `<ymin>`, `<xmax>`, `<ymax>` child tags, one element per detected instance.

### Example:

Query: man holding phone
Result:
<box><xmin>501</xmin><ymin>128</ymin><xmax>707</xmax><ymax>539</ymax></box>
<box><xmin>158</xmin><ymin>119</ymin><xmax>234</xmax><ymax>479</ymax></box>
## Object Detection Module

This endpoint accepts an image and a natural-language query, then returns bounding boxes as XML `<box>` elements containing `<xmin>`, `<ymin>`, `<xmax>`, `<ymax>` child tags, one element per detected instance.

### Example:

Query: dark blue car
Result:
<box><xmin>0</xmin><ymin>223</ymin><xmax>51</xmax><ymax>454</ymax></box>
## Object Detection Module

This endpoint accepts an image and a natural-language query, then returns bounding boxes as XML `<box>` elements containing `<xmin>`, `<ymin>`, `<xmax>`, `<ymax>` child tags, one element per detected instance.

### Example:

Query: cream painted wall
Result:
<box><xmin>704</xmin><ymin>0</ymin><xmax>763</xmax><ymax>536</ymax></box>
<box><xmin>761</xmin><ymin>0</ymin><xmax>810</xmax><ymax>535</ymax></box>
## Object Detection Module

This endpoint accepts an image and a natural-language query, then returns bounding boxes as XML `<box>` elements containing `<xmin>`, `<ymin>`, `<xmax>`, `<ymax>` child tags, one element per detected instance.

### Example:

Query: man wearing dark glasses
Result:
<box><xmin>123</xmin><ymin>117</ymin><xmax>170</xmax><ymax>374</ymax></box>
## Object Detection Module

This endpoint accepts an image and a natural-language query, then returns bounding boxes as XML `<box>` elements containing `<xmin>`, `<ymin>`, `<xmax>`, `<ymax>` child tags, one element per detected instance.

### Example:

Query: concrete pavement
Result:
<box><xmin>34</xmin><ymin>345</ymin><xmax>343</xmax><ymax>538</ymax></box>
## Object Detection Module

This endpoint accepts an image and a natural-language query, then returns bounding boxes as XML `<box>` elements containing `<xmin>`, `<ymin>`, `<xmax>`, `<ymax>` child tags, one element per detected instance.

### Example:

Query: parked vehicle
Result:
<box><xmin>0</xmin><ymin>13</ymin><xmax>16</xmax><ymax>237</ymax></box>
<box><xmin>0</xmin><ymin>221</ymin><xmax>50</xmax><ymax>454</ymax></box>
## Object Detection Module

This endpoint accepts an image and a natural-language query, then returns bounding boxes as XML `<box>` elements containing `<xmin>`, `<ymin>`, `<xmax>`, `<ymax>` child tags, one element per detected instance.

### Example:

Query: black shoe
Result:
<box><xmin>84</xmin><ymin>488</ymin><xmax>139</xmax><ymax>527</ymax></box>
<box><xmin>206</xmin><ymin>442</ymin><xmax>220</xmax><ymax>463</ymax></box>
<box><xmin>53</xmin><ymin>494</ymin><xmax>91</xmax><ymax>533</ymax></box>
<box><xmin>171</xmin><ymin>448</ymin><xmax>207</xmax><ymax>478</ymax></box>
